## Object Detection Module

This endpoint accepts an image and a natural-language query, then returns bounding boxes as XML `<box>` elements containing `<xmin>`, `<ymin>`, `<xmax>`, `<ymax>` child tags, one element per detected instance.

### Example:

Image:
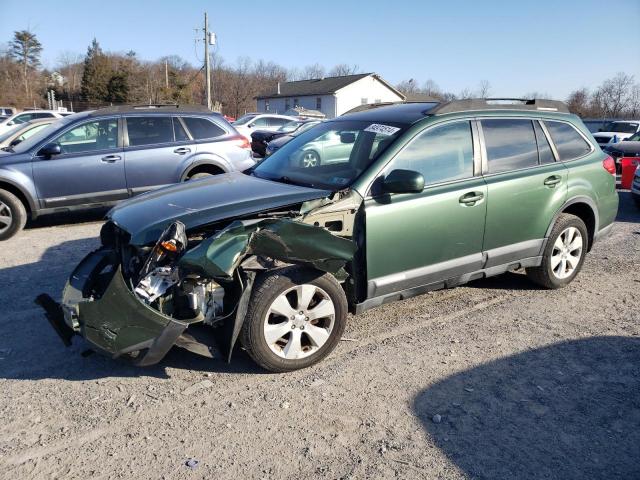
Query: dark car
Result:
<box><xmin>264</xmin><ymin>121</ymin><xmax>321</xmax><ymax>158</ymax></box>
<box><xmin>603</xmin><ymin>131</ymin><xmax>640</xmax><ymax>174</ymax></box>
<box><xmin>40</xmin><ymin>99</ymin><xmax>617</xmax><ymax>374</ymax></box>
<box><xmin>251</xmin><ymin>120</ymin><xmax>319</xmax><ymax>157</ymax></box>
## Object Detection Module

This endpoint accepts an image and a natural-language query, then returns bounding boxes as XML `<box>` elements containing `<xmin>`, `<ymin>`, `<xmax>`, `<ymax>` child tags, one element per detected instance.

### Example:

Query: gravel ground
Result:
<box><xmin>0</xmin><ymin>194</ymin><xmax>638</xmax><ymax>480</ymax></box>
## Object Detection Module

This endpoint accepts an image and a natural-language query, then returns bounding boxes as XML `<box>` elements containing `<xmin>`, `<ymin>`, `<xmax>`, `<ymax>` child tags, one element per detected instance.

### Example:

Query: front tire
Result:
<box><xmin>526</xmin><ymin>213</ymin><xmax>588</xmax><ymax>289</ymax></box>
<box><xmin>240</xmin><ymin>267</ymin><xmax>347</xmax><ymax>373</ymax></box>
<box><xmin>0</xmin><ymin>189</ymin><xmax>27</xmax><ymax>241</ymax></box>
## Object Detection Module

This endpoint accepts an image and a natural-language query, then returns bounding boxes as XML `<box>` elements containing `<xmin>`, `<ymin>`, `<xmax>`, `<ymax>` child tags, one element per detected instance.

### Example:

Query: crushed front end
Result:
<box><xmin>38</xmin><ymin>195</ymin><xmax>359</xmax><ymax>366</ymax></box>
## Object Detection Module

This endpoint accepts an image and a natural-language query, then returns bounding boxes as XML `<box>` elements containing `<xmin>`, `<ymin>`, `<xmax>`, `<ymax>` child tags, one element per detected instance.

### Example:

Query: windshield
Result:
<box><xmin>233</xmin><ymin>114</ymin><xmax>257</xmax><ymax>126</ymax></box>
<box><xmin>0</xmin><ymin>124</ymin><xmax>24</xmax><ymax>142</ymax></box>
<box><xmin>627</xmin><ymin>131</ymin><xmax>640</xmax><ymax>141</ymax></box>
<box><xmin>278</xmin><ymin>121</ymin><xmax>304</xmax><ymax>133</ymax></box>
<box><xmin>607</xmin><ymin>122</ymin><xmax>638</xmax><ymax>134</ymax></box>
<box><xmin>252</xmin><ymin>119</ymin><xmax>407</xmax><ymax>190</ymax></box>
<box><xmin>11</xmin><ymin>116</ymin><xmax>72</xmax><ymax>153</ymax></box>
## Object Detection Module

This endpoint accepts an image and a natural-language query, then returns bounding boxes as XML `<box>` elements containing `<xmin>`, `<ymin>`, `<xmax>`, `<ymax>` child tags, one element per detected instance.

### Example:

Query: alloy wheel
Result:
<box><xmin>0</xmin><ymin>200</ymin><xmax>13</xmax><ymax>235</ymax></box>
<box><xmin>551</xmin><ymin>226</ymin><xmax>583</xmax><ymax>279</ymax></box>
<box><xmin>302</xmin><ymin>152</ymin><xmax>318</xmax><ymax>168</ymax></box>
<box><xmin>263</xmin><ymin>284</ymin><xmax>335</xmax><ymax>360</ymax></box>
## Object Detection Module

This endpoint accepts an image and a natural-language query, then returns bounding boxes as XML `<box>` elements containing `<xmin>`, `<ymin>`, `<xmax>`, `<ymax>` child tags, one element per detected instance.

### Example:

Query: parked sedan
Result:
<box><xmin>232</xmin><ymin>113</ymin><xmax>298</xmax><ymax>141</ymax></box>
<box><xmin>0</xmin><ymin>110</ymin><xmax>71</xmax><ymax>135</ymax></box>
<box><xmin>0</xmin><ymin>118</ymin><xmax>56</xmax><ymax>150</ymax></box>
<box><xmin>251</xmin><ymin>120</ymin><xmax>319</xmax><ymax>157</ymax></box>
<box><xmin>592</xmin><ymin>120</ymin><xmax>640</xmax><ymax>146</ymax></box>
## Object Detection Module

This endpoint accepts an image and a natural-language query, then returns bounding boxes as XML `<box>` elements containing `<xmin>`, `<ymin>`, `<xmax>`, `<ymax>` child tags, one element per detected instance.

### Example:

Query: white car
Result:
<box><xmin>232</xmin><ymin>113</ymin><xmax>298</xmax><ymax>141</ymax></box>
<box><xmin>0</xmin><ymin>110</ymin><xmax>73</xmax><ymax>135</ymax></box>
<box><xmin>592</xmin><ymin>120</ymin><xmax>640</xmax><ymax>146</ymax></box>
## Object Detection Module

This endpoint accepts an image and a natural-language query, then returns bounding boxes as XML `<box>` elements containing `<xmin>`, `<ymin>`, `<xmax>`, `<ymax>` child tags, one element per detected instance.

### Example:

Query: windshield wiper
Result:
<box><xmin>277</xmin><ymin>176</ymin><xmax>316</xmax><ymax>189</ymax></box>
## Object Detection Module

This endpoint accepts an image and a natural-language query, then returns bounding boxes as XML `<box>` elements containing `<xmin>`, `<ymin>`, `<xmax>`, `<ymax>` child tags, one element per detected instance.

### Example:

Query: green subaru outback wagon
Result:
<box><xmin>40</xmin><ymin>99</ymin><xmax>618</xmax><ymax>373</ymax></box>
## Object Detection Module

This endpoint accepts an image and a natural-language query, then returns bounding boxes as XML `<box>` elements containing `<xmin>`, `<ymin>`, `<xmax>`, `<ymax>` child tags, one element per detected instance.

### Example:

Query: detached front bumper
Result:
<box><xmin>39</xmin><ymin>248</ymin><xmax>202</xmax><ymax>366</ymax></box>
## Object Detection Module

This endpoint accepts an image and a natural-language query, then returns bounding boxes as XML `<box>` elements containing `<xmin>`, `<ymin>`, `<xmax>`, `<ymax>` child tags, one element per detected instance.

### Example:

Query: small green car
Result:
<box><xmin>40</xmin><ymin>99</ymin><xmax>618</xmax><ymax>373</ymax></box>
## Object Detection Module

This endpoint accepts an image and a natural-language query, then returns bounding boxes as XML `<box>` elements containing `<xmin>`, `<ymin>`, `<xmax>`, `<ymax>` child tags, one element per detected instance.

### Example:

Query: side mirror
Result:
<box><xmin>340</xmin><ymin>132</ymin><xmax>356</xmax><ymax>143</ymax></box>
<box><xmin>382</xmin><ymin>169</ymin><xmax>424</xmax><ymax>194</ymax></box>
<box><xmin>9</xmin><ymin>138</ymin><xmax>22</xmax><ymax>147</ymax></box>
<box><xmin>6</xmin><ymin>121</ymin><xmax>14</xmax><ymax>126</ymax></box>
<box><xmin>38</xmin><ymin>142</ymin><xmax>62</xmax><ymax>158</ymax></box>
<box><xmin>248</xmin><ymin>123</ymin><xmax>254</xmax><ymax>129</ymax></box>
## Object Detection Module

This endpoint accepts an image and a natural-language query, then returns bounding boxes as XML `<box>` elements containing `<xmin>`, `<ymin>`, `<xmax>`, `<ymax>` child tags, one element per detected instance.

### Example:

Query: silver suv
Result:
<box><xmin>0</xmin><ymin>104</ymin><xmax>254</xmax><ymax>240</ymax></box>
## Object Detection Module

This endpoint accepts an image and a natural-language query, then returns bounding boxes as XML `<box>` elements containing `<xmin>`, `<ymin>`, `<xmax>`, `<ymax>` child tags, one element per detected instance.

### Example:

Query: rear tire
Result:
<box><xmin>0</xmin><ymin>189</ymin><xmax>27</xmax><ymax>241</ymax></box>
<box><xmin>240</xmin><ymin>266</ymin><xmax>347</xmax><ymax>373</ymax></box>
<box><xmin>526</xmin><ymin>213</ymin><xmax>588</xmax><ymax>289</ymax></box>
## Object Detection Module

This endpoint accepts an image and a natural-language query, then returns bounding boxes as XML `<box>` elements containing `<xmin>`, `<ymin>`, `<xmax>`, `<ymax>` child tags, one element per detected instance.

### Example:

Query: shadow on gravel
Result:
<box><xmin>413</xmin><ymin>336</ymin><xmax>640</xmax><ymax>480</ymax></box>
<box><xmin>0</xmin><ymin>237</ymin><xmax>265</xmax><ymax>382</ymax></box>
<box><xmin>25</xmin><ymin>207</ymin><xmax>109</xmax><ymax>230</ymax></box>
<box><xmin>467</xmin><ymin>270</ymin><xmax>544</xmax><ymax>291</ymax></box>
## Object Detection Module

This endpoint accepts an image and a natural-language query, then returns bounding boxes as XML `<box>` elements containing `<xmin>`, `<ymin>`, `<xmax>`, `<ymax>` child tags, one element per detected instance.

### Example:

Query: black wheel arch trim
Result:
<box><xmin>181</xmin><ymin>159</ymin><xmax>228</xmax><ymax>181</ymax></box>
<box><xmin>545</xmin><ymin>196</ymin><xmax>599</xmax><ymax>247</ymax></box>
<box><xmin>0</xmin><ymin>177</ymin><xmax>37</xmax><ymax>214</ymax></box>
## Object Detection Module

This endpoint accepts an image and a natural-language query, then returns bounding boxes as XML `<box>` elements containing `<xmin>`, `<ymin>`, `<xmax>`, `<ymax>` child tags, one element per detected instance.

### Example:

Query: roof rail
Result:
<box><xmin>430</xmin><ymin>98</ymin><xmax>570</xmax><ymax>115</ymax></box>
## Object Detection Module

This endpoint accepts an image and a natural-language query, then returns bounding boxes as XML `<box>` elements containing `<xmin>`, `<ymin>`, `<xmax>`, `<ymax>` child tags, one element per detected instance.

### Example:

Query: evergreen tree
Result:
<box><xmin>80</xmin><ymin>39</ymin><xmax>110</xmax><ymax>102</ymax></box>
<box><xmin>9</xmin><ymin>30</ymin><xmax>42</xmax><ymax>100</ymax></box>
<box><xmin>106</xmin><ymin>72</ymin><xmax>129</xmax><ymax>103</ymax></box>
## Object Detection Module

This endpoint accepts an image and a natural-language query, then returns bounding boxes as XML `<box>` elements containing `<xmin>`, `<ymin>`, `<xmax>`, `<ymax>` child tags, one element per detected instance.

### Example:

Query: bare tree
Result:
<box><xmin>57</xmin><ymin>51</ymin><xmax>83</xmax><ymax>100</ymax></box>
<box><xmin>477</xmin><ymin>80</ymin><xmax>491</xmax><ymax>98</ymax></box>
<box><xmin>299</xmin><ymin>63</ymin><xmax>326</xmax><ymax>80</ymax></box>
<box><xmin>328</xmin><ymin>64</ymin><xmax>360</xmax><ymax>77</ymax></box>
<box><xmin>422</xmin><ymin>79</ymin><xmax>441</xmax><ymax>97</ymax></box>
<box><xmin>566</xmin><ymin>88</ymin><xmax>590</xmax><ymax>117</ymax></box>
<box><xmin>594</xmin><ymin>72</ymin><xmax>635</xmax><ymax>118</ymax></box>
<box><xmin>458</xmin><ymin>88</ymin><xmax>474</xmax><ymax>99</ymax></box>
<box><xmin>395</xmin><ymin>78</ymin><xmax>419</xmax><ymax>94</ymax></box>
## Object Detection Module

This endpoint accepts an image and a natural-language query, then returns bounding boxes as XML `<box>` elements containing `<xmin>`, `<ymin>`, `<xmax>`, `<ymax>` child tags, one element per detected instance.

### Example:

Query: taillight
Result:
<box><xmin>602</xmin><ymin>156</ymin><xmax>616</xmax><ymax>176</ymax></box>
<box><xmin>231</xmin><ymin>135</ymin><xmax>251</xmax><ymax>150</ymax></box>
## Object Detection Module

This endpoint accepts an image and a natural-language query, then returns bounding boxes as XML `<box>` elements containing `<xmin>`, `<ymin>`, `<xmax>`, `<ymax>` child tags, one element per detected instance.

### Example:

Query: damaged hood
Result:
<box><xmin>108</xmin><ymin>172</ymin><xmax>330</xmax><ymax>245</ymax></box>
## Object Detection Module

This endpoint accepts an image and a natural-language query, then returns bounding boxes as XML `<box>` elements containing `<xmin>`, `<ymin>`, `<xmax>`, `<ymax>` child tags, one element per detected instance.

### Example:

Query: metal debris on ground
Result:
<box><xmin>185</xmin><ymin>458</ymin><xmax>199</xmax><ymax>470</ymax></box>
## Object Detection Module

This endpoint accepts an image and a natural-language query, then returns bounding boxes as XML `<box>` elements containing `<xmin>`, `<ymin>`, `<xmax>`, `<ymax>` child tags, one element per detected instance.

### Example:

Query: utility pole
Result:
<box><xmin>165</xmin><ymin>60</ymin><xmax>169</xmax><ymax>89</ymax></box>
<box><xmin>204</xmin><ymin>12</ymin><xmax>211</xmax><ymax>110</ymax></box>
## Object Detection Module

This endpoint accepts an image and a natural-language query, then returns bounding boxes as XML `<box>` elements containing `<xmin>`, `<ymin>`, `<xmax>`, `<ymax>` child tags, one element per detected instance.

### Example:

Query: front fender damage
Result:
<box><xmin>44</xmin><ymin>217</ymin><xmax>357</xmax><ymax>366</ymax></box>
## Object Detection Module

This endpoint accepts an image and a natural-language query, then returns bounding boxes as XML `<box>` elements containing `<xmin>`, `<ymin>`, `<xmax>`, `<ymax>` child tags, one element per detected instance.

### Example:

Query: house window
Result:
<box><xmin>316</xmin><ymin>97</ymin><xmax>322</xmax><ymax>109</ymax></box>
<box><xmin>265</xmin><ymin>100</ymin><xmax>270</xmax><ymax>112</ymax></box>
<box><xmin>361</xmin><ymin>97</ymin><xmax>368</xmax><ymax>105</ymax></box>
<box><xmin>285</xmin><ymin>98</ymin><xmax>290</xmax><ymax>110</ymax></box>
<box><xmin>294</xmin><ymin>98</ymin><xmax>299</xmax><ymax>107</ymax></box>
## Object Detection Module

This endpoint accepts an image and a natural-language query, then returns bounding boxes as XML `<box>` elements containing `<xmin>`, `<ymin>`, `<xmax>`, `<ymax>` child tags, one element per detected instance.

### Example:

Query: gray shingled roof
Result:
<box><xmin>256</xmin><ymin>73</ymin><xmax>404</xmax><ymax>100</ymax></box>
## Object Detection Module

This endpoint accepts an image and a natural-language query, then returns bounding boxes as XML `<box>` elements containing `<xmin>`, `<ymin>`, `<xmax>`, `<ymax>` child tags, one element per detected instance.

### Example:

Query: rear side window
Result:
<box><xmin>482</xmin><ymin>119</ymin><xmax>538</xmax><ymax>173</ymax></box>
<box><xmin>126</xmin><ymin>116</ymin><xmax>174</xmax><ymax>146</ymax></box>
<box><xmin>182</xmin><ymin>117</ymin><xmax>226</xmax><ymax>140</ymax></box>
<box><xmin>533</xmin><ymin>121</ymin><xmax>555</xmax><ymax>164</ymax></box>
<box><xmin>543</xmin><ymin>121</ymin><xmax>591</xmax><ymax>160</ymax></box>
<box><xmin>391</xmin><ymin>121</ymin><xmax>474</xmax><ymax>185</ymax></box>
<box><xmin>252</xmin><ymin>117</ymin><xmax>269</xmax><ymax>127</ymax></box>
<box><xmin>268</xmin><ymin>117</ymin><xmax>290</xmax><ymax>127</ymax></box>
<box><xmin>34</xmin><ymin>112</ymin><xmax>55</xmax><ymax>119</ymax></box>
<box><xmin>173</xmin><ymin>118</ymin><xmax>189</xmax><ymax>141</ymax></box>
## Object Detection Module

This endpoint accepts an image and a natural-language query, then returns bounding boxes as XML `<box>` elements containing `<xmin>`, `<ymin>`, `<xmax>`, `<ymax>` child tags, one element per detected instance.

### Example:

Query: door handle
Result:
<box><xmin>544</xmin><ymin>175</ymin><xmax>561</xmax><ymax>187</ymax></box>
<box><xmin>459</xmin><ymin>191</ymin><xmax>484</xmax><ymax>206</ymax></box>
<box><xmin>174</xmin><ymin>147</ymin><xmax>191</xmax><ymax>155</ymax></box>
<box><xmin>101</xmin><ymin>155</ymin><xmax>121</xmax><ymax>163</ymax></box>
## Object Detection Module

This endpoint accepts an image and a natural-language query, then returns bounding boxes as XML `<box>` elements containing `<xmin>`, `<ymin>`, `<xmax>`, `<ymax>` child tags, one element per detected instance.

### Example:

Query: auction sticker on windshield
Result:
<box><xmin>364</xmin><ymin>124</ymin><xmax>401</xmax><ymax>136</ymax></box>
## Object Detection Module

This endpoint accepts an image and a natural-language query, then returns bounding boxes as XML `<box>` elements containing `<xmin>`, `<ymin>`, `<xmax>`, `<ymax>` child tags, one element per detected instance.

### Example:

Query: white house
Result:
<box><xmin>255</xmin><ymin>73</ymin><xmax>405</xmax><ymax>119</ymax></box>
